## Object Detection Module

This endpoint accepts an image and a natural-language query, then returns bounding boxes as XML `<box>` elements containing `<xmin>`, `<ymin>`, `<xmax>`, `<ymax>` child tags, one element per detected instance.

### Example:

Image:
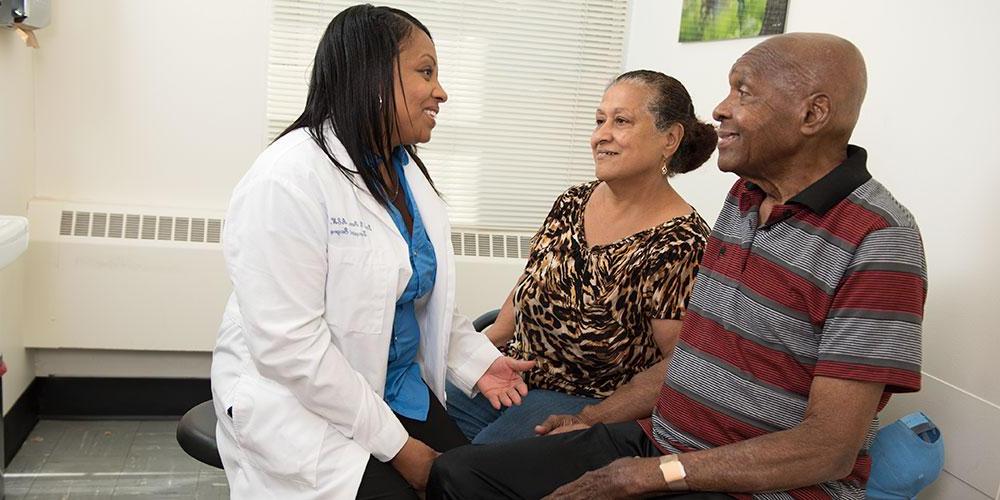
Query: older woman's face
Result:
<box><xmin>392</xmin><ymin>29</ymin><xmax>448</xmax><ymax>146</ymax></box>
<box><xmin>591</xmin><ymin>82</ymin><xmax>671</xmax><ymax>181</ymax></box>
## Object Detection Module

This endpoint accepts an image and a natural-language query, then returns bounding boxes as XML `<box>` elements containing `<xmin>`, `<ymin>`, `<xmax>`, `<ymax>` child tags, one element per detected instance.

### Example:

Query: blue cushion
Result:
<box><xmin>867</xmin><ymin>411</ymin><xmax>944</xmax><ymax>499</ymax></box>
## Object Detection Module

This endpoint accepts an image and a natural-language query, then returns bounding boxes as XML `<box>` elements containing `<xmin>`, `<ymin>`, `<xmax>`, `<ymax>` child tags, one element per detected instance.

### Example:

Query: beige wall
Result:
<box><xmin>0</xmin><ymin>28</ymin><xmax>37</xmax><ymax>414</ymax></box>
<box><xmin>32</xmin><ymin>0</ymin><xmax>269</xmax><ymax>210</ymax></box>
<box><xmin>14</xmin><ymin>0</ymin><xmax>270</xmax><ymax>382</ymax></box>
<box><xmin>624</xmin><ymin>1</ymin><xmax>1000</xmax><ymax>498</ymax></box>
<box><xmin>5</xmin><ymin>0</ymin><xmax>269</xmax><ymax>409</ymax></box>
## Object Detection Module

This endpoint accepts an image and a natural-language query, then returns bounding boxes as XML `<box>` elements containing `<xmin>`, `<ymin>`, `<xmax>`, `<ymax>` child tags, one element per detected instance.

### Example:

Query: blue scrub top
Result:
<box><xmin>382</xmin><ymin>147</ymin><xmax>437</xmax><ymax>421</ymax></box>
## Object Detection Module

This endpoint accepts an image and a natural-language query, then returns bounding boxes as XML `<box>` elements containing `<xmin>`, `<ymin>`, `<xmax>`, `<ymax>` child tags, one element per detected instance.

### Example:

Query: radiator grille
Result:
<box><xmin>59</xmin><ymin>210</ymin><xmax>225</xmax><ymax>245</ymax></box>
<box><xmin>451</xmin><ymin>231</ymin><xmax>532</xmax><ymax>259</ymax></box>
<box><xmin>108</xmin><ymin>213</ymin><xmax>124</xmax><ymax>238</ymax></box>
<box><xmin>73</xmin><ymin>212</ymin><xmax>90</xmax><ymax>236</ymax></box>
<box><xmin>56</xmin><ymin>210</ymin><xmax>530</xmax><ymax>257</ymax></box>
<box><xmin>92</xmin><ymin>212</ymin><xmax>108</xmax><ymax>237</ymax></box>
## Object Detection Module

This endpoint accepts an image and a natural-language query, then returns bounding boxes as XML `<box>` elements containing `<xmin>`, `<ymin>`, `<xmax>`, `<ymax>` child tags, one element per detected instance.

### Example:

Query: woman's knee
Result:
<box><xmin>445</xmin><ymin>381</ymin><xmax>503</xmax><ymax>441</ymax></box>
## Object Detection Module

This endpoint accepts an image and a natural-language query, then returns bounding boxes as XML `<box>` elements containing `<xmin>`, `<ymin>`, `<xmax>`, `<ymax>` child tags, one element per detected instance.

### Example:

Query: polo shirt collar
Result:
<box><xmin>745</xmin><ymin>145</ymin><xmax>871</xmax><ymax>216</ymax></box>
<box><xmin>787</xmin><ymin>145</ymin><xmax>871</xmax><ymax>215</ymax></box>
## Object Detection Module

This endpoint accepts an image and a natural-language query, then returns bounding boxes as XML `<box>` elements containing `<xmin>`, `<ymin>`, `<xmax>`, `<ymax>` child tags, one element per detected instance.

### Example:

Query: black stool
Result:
<box><xmin>176</xmin><ymin>400</ymin><xmax>224</xmax><ymax>469</ymax></box>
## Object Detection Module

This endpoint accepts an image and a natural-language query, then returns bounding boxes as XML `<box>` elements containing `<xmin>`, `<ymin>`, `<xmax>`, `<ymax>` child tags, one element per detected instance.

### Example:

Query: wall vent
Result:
<box><xmin>451</xmin><ymin>231</ymin><xmax>532</xmax><ymax>259</ymax></box>
<box><xmin>58</xmin><ymin>210</ymin><xmax>224</xmax><ymax>244</ymax></box>
<box><xmin>55</xmin><ymin>209</ymin><xmax>530</xmax><ymax>258</ymax></box>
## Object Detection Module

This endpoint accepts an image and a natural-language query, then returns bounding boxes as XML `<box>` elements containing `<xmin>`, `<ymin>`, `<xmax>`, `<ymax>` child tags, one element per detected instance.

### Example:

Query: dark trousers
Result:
<box><xmin>427</xmin><ymin>421</ymin><xmax>734</xmax><ymax>500</ymax></box>
<box><xmin>356</xmin><ymin>384</ymin><xmax>469</xmax><ymax>500</ymax></box>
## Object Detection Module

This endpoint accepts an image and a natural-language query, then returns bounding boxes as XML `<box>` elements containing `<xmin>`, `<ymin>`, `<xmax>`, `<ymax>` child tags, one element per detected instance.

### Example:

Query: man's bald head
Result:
<box><xmin>737</xmin><ymin>33</ymin><xmax>867</xmax><ymax>141</ymax></box>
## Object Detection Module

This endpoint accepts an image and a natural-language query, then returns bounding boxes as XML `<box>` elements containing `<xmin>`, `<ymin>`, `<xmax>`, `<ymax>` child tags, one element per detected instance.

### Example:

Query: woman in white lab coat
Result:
<box><xmin>210</xmin><ymin>5</ymin><xmax>532</xmax><ymax>499</ymax></box>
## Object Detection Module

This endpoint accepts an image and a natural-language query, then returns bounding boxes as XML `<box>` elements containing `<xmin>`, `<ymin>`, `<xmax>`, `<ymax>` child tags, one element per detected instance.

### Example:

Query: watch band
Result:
<box><xmin>658</xmin><ymin>454</ymin><xmax>689</xmax><ymax>491</ymax></box>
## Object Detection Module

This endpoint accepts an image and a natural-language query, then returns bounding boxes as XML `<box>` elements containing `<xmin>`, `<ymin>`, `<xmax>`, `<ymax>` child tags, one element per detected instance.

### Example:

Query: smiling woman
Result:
<box><xmin>210</xmin><ymin>5</ymin><xmax>532</xmax><ymax>500</ymax></box>
<box><xmin>445</xmin><ymin>70</ymin><xmax>719</xmax><ymax>445</ymax></box>
<box><xmin>273</xmin><ymin>5</ymin><xmax>445</xmax><ymax>209</ymax></box>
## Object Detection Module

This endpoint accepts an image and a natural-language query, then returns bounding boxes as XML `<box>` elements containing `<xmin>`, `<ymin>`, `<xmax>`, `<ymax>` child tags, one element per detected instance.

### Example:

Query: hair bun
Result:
<box><xmin>669</xmin><ymin>120</ymin><xmax>718</xmax><ymax>175</ymax></box>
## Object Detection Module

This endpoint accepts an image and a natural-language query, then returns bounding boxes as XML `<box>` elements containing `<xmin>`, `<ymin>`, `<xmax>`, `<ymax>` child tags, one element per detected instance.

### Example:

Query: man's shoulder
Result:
<box><xmin>811</xmin><ymin>177</ymin><xmax>921</xmax><ymax>249</ymax></box>
<box><xmin>847</xmin><ymin>178</ymin><xmax>920</xmax><ymax>232</ymax></box>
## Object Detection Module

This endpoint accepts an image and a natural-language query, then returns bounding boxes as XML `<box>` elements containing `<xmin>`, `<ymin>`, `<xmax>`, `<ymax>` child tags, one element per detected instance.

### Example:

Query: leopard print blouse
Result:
<box><xmin>508</xmin><ymin>181</ymin><xmax>710</xmax><ymax>398</ymax></box>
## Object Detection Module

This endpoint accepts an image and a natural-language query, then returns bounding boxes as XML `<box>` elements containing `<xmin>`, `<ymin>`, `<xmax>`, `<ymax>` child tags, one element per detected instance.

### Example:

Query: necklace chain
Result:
<box><xmin>388</xmin><ymin>177</ymin><xmax>401</xmax><ymax>200</ymax></box>
<box><xmin>378</xmin><ymin>157</ymin><xmax>401</xmax><ymax>201</ymax></box>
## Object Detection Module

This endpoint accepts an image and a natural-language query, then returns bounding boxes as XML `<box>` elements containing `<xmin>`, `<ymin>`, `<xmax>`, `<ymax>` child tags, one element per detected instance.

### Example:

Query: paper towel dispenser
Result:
<box><xmin>0</xmin><ymin>216</ymin><xmax>29</xmax><ymax>270</ymax></box>
<box><xmin>1</xmin><ymin>0</ymin><xmax>50</xmax><ymax>29</ymax></box>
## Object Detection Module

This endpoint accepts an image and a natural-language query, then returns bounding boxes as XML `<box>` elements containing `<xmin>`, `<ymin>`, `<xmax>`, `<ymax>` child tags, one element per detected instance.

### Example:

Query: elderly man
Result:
<box><xmin>427</xmin><ymin>33</ymin><xmax>926</xmax><ymax>500</ymax></box>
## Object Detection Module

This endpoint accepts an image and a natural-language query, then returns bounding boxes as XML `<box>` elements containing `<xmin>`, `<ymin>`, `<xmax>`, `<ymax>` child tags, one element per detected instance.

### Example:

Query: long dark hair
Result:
<box><xmin>276</xmin><ymin>4</ymin><xmax>436</xmax><ymax>206</ymax></box>
<box><xmin>614</xmin><ymin>70</ymin><xmax>718</xmax><ymax>176</ymax></box>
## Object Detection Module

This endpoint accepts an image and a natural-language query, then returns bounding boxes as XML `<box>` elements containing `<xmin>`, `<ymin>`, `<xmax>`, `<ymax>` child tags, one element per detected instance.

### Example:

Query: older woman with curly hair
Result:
<box><xmin>447</xmin><ymin>70</ymin><xmax>718</xmax><ymax>444</ymax></box>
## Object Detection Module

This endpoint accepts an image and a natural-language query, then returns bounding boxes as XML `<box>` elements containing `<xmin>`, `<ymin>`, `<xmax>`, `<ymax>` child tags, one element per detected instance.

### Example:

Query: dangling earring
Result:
<box><xmin>661</xmin><ymin>158</ymin><xmax>669</xmax><ymax>176</ymax></box>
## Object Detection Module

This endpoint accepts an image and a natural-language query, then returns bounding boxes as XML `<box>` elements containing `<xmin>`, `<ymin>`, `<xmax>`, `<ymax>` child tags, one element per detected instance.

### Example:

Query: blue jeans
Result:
<box><xmin>445</xmin><ymin>381</ymin><xmax>600</xmax><ymax>444</ymax></box>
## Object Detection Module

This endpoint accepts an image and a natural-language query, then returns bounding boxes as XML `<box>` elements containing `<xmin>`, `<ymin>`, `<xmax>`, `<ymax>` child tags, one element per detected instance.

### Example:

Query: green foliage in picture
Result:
<box><xmin>679</xmin><ymin>0</ymin><xmax>788</xmax><ymax>42</ymax></box>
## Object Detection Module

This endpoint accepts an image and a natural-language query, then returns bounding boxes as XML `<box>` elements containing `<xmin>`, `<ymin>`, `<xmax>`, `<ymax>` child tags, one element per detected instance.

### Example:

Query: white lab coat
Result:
<box><xmin>211</xmin><ymin>127</ymin><xmax>502</xmax><ymax>499</ymax></box>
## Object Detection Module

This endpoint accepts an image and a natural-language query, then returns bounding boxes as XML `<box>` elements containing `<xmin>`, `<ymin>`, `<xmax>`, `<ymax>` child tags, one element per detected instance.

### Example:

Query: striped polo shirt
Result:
<box><xmin>641</xmin><ymin>146</ymin><xmax>927</xmax><ymax>500</ymax></box>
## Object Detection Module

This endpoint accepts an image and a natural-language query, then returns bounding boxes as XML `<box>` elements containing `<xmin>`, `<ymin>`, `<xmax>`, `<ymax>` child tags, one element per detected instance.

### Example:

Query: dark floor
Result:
<box><xmin>3</xmin><ymin>419</ymin><xmax>228</xmax><ymax>499</ymax></box>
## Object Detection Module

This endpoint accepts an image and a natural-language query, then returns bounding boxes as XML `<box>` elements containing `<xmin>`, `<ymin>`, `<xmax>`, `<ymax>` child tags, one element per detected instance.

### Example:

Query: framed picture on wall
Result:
<box><xmin>679</xmin><ymin>0</ymin><xmax>788</xmax><ymax>42</ymax></box>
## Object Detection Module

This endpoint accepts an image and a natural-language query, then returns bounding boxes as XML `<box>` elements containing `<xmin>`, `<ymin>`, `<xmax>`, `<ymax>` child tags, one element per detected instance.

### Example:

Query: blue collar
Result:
<box><xmin>364</xmin><ymin>146</ymin><xmax>411</xmax><ymax>169</ymax></box>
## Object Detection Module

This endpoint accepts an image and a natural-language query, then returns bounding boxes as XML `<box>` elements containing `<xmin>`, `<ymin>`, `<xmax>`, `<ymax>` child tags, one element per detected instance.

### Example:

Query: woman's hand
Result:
<box><xmin>390</xmin><ymin>437</ymin><xmax>440</xmax><ymax>492</ymax></box>
<box><xmin>475</xmin><ymin>357</ymin><xmax>534</xmax><ymax>409</ymax></box>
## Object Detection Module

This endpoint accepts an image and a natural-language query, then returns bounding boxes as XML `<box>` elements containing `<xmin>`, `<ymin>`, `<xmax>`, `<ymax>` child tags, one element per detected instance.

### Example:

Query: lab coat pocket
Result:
<box><xmin>232</xmin><ymin>378</ymin><xmax>327</xmax><ymax>487</ymax></box>
<box><xmin>326</xmin><ymin>246</ymin><xmax>391</xmax><ymax>335</ymax></box>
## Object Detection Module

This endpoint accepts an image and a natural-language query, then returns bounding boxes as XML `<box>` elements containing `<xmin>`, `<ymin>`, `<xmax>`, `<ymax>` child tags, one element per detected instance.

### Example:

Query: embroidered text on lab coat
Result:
<box><xmin>330</xmin><ymin>217</ymin><xmax>373</xmax><ymax>238</ymax></box>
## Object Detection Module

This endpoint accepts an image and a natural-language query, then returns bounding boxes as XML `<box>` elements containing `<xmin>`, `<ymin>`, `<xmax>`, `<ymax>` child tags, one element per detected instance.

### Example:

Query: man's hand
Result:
<box><xmin>476</xmin><ymin>356</ymin><xmax>534</xmax><ymax>409</ymax></box>
<box><xmin>544</xmin><ymin>457</ymin><xmax>659</xmax><ymax>499</ymax></box>
<box><xmin>390</xmin><ymin>437</ymin><xmax>440</xmax><ymax>492</ymax></box>
<box><xmin>534</xmin><ymin>413</ymin><xmax>590</xmax><ymax>436</ymax></box>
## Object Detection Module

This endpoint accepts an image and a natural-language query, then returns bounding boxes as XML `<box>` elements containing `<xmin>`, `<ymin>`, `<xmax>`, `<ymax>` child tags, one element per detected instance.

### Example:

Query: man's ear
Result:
<box><xmin>801</xmin><ymin>93</ymin><xmax>831</xmax><ymax>136</ymax></box>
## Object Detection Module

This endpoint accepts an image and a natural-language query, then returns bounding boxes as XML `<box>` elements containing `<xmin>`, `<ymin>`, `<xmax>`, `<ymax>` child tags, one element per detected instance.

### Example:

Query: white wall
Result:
<box><xmin>17</xmin><ymin>0</ymin><xmax>270</xmax><ymax>380</ymax></box>
<box><xmin>26</xmin><ymin>253</ymin><xmax>520</xmax><ymax>379</ymax></box>
<box><xmin>32</xmin><ymin>348</ymin><xmax>212</xmax><ymax>378</ymax></box>
<box><xmin>0</xmin><ymin>28</ymin><xmax>37</xmax><ymax>414</ymax></box>
<box><xmin>32</xmin><ymin>0</ymin><xmax>269</xmax><ymax>210</ymax></box>
<box><xmin>624</xmin><ymin>1</ymin><xmax>1000</xmax><ymax>498</ymax></box>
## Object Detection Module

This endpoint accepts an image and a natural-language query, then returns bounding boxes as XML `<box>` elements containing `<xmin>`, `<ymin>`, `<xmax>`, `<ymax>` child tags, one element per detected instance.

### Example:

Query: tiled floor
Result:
<box><xmin>3</xmin><ymin>419</ymin><xmax>229</xmax><ymax>499</ymax></box>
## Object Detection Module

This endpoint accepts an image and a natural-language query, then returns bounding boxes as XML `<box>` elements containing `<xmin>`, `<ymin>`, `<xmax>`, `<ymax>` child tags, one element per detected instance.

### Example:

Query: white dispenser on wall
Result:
<box><xmin>0</xmin><ymin>216</ymin><xmax>29</xmax><ymax>270</ymax></box>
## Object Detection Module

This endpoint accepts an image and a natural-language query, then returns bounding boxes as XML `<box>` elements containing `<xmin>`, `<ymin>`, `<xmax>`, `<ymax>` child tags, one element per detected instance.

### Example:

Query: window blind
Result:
<box><xmin>268</xmin><ymin>0</ymin><xmax>629</xmax><ymax>233</ymax></box>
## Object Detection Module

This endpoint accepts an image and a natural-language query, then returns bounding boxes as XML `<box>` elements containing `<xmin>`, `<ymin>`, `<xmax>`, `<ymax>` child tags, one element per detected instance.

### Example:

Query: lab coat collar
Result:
<box><xmin>317</xmin><ymin>125</ymin><xmax>403</xmax><ymax>242</ymax></box>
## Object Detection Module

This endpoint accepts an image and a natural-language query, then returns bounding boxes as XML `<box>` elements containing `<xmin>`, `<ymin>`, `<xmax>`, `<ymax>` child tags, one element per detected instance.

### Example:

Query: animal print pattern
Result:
<box><xmin>509</xmin><ymin>181</ymin><xmax>710</xmax><ymax>398</ymax></box>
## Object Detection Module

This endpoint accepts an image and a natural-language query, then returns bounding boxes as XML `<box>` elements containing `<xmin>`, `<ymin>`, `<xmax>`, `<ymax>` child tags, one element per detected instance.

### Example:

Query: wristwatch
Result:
<box><xmin>658</xmin><ymin>454</ymin><xmax>689</xmax><ymax>491</ymax></box>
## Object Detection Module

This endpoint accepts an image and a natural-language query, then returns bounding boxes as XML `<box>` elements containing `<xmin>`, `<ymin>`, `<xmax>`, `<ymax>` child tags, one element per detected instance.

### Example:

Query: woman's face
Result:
<box><xmin>392</xmin><ymin>29</ymin><xmax>448</xmax><ymax>146</ymax></box>
<box><xmin>591</xmin><ymin>82</ymin><xmax>678</xmax><ymax>181</ymax></box>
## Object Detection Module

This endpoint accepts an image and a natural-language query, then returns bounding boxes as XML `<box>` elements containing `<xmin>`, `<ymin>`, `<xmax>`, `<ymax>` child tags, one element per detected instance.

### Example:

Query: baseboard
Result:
<box><xmin>35</xmin><ymin>376</ymin><xmax>212</xmax><ymax>418</ymax></box>
<box><xmin>3</xmin><ymin>378</ymin><xmax>40</xmax><ymax>468</ymax></box>
<box><xmin>3</xmin><ymin>376</ymin><xmax>211</xmax><ymax>467</ymax></box>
